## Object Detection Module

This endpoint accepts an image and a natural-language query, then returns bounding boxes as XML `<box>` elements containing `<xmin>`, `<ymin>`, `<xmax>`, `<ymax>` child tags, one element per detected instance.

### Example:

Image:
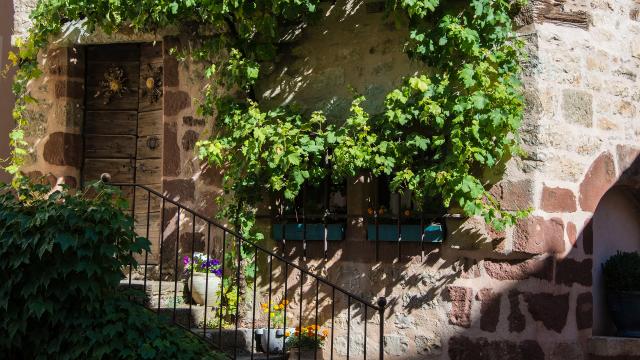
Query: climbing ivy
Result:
<box><xmin>9</xmin><ymin>0</ymin><xmax>528</xmax><ymax>237</ymax></box>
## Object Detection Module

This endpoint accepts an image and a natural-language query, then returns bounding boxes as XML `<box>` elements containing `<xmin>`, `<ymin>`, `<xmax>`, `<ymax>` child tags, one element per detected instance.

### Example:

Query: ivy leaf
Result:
<box><xmin>56</xmin><ymin>233</ymin><xmax>75</xmax><ymax>252</ymax></box>
<box><xmin>459</xmin><ymin>65</ymin><xmax>476</xmax><ymax>88</ymax></box>
<box><xmin>168</xmin><ymin>2</ymin><xmax>178</xmax><ymax>14</ymax></box>
<box><xmin>470</xmin><ymin>93</ymin><xmax>488</xmax><ymax>109</ymax></box>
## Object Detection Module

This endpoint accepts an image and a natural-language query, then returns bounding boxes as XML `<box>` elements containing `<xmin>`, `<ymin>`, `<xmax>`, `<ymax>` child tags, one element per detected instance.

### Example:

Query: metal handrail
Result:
<box><xmin>104</xmin><ymin>174</ymin><xmax>387</xmax><ymax>360</ymax></box>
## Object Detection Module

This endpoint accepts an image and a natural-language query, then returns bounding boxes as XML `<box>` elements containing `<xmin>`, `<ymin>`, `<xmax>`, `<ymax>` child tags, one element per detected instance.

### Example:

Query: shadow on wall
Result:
<box><xmin>255</xmin><ymin>0</ymin><xmax>419</xmax><ymax>122</ymax></box>
<box><xmin>232</xmin><ymin>149</ymin><xmax>640</xmax><ymax>360</ymax></box>
<box><xmin>0</xmin><ymin>0</ymin><xmax>15</xmax><ymax>183</ymax></box>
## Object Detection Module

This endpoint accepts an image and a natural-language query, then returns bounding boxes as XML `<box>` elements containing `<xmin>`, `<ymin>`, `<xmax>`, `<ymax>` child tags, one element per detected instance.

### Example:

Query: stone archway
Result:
<box><xmin>592</xmin><ymin>187</ymin><xmax>640</xmax><ymax>335</ymax></box>
<box><xmin>583</xmin><ymin>146</ymin><xmax>640</xmax><ymax>336</ymax></box>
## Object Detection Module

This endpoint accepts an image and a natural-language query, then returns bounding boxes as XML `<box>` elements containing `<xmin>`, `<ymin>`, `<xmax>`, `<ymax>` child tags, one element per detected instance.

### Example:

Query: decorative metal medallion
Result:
<box><xmin>94</xmin><ymin>65</ymin><xmax>129</xmax><ymax>104</ymax></box>
<box><xmin>142</xmin><ymin>64</ymin><xmax>163</xmax><ymax>104</ymax></box>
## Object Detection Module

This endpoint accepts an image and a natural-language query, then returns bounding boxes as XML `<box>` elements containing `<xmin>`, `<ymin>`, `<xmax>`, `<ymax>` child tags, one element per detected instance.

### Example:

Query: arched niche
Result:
<box><xmin>593</xmin><ymin>186</ymin><xmax>640</xmax><ymax>335</ymax></box>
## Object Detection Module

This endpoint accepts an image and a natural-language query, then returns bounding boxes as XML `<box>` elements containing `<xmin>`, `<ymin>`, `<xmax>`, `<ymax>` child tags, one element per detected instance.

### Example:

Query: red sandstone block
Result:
<box><xmin>163</xmin><ymin>122</ymin><xmax>180</xmax><ymax>177</ymax></box>
<box><xmin>567</xmin><ymin>221</ymin><xmax>578</xmax><ymax>248</ymax></box>
<box><xmin>476</xmin><ymin>288</ymin><xmax>501</xmax><ymax>332</ymax></box>
<box><xmin>555</xmin><ymin>258</ymin><xmax>592</xmax><ymax>286</ymax></box>
<box><xmin>524</xmin><ymin>292</ymin><xmax>570</xmax><ymax>333</ymax></box>
<box><xmin>163</xmin><ymin>178</ymin><xmax>195</xmax><ymax>203</ymax></box>
<box><xmin>489</xmin><ymin>179</ymin><xmax>534</xmax><ymax>211</ymax></box>
<box><xmin>164</xmin><ymin>90</ymin><xmax>191</xmax><ymax>116</ymax></box>
<box><xmin>446</xmin><ymin>286</ymin><xmax>473</xmax><ymax>328</ymax></box>
<box><xmin>513</xmin><ymin>216</ymin><xmax>565</xmax><ymax>255</ymax></box>
<box><xmin>541</xmin><ymin>186</ymin><xmax>577</xmax><ymax>213</ymax></box>
<box><xmin>484</xmin><ymin>257</ymin><xmax>554</xmax><ymax>281</ymax></box>
<box><xmin>43</xmin><ymin>132</ymin><xmax>83</xmax><ymax>168</ymax></box>
<box><xmin>579</xmin><ymin>152</ymin><xmax>616</xmax><ymax>212</ymax></box>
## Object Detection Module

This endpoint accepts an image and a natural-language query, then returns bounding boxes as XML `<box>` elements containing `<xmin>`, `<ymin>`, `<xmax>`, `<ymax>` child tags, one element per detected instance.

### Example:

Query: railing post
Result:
<box><xmin>377</xmin><ymin>297</ymin><xmax>387</xmax><ymax>360</ymax></box>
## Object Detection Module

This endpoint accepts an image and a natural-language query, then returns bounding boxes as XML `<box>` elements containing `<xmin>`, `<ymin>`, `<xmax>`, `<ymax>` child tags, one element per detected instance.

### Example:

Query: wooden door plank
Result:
<box><xmin>83</xmin><ymin>159</ymin><xmax>134</xmax><ymax>183</ymax></box>
<box><xmin>137</xmin><ymin>135</ymin><xmax>163</xmax><ymax>159</ymax></box>
<box><xmin>134</xmin><ymin>184</ymin><xmax>162</xmax><ymax>213</ymax></box>
<box><xmin>84</xmin><ymin>111</ymin><xmax>137</xmax><ymax>135</ymax></box>
<box><xmin>84</xmin><ymin>135</ymin><xmax>136</xmax><ymax>159</ymax></box>
<box><xmin>136</xmin><ymin>159</ymin><xmax>162</xmax><ymax>185</ymax></box>
<box><xmin>134</xmin><ymin>211</ymin><xmax>161</xmax><ymax>262</ymax></box>
<box><xmin>86</xmin><ymin>62</ymin><xmax>140</xmax><ymax>110</ymax></box>
<box><xmin>138</xmin><ymin>110</ymin><xmax>162</xmax><ymax>136</ymax></box>
<box><xmin>121</xmin><ymin>184</ymin><xmax>162</xmax><ymax>214</ymax></box>
<box><xmin>87</xmin><ymin>44</ymin><xmax>140</xmax><ymax>63</ymax></box>
<box><xmin>139</xmin><ymin>62</ymin><xmax>163</xmax><ymax>112</ymax></box>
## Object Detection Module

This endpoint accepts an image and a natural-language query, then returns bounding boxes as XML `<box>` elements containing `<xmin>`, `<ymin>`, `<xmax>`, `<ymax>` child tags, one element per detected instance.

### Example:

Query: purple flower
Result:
<box><xmin>213</xmin><ymin>268</ymin><xmax>223</xmax><ymax>277</ymax></box>
<box><xmin>183</xmin><ymin>256</ymin><xmax>190</xmax><ymax>265</ymax></box>
<box><xmin>212</xmin><ymin>259</ymin><xmax>220</xmax><ymax>266</ymax></box>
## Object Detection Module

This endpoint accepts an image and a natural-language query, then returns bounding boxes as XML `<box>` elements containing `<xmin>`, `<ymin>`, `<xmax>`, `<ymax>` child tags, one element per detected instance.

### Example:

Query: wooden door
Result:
<box><xmin>83</xmin><ymin>43</ymin><xmax>163</xmax><ymax>262</ymax></box>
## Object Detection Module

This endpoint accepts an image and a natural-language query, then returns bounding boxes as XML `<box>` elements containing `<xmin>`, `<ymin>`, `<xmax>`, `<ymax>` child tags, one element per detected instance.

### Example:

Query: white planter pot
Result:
<box><xmin>255</xmin><ymin>328</ymin><xmax>295</xmax><ymax>354</ymax></box>
<box><xmin>187</xmin><ymin>272</ymin><xmax>221</xmax><ymax>307</ymax></box>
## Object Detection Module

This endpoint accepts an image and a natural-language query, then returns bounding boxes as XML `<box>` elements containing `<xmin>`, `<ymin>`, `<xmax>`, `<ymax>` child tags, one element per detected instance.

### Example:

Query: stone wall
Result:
<box><xmin>10</xmin><ymin>0</ymin><xmax>640</xmax><ymax>359</ymax></box>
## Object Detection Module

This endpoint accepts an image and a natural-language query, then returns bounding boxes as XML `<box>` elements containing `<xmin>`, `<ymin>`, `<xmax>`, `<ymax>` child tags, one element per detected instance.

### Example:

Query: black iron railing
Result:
<box><xmin>104</xmin><ymin>175</ymin><xmax>387</xmax><ymax>360</ymax></box>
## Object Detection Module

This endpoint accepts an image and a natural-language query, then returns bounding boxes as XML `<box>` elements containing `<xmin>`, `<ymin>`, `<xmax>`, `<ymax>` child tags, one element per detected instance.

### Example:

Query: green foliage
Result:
<box><xmin>0</xmin><ymin>180</ymin><xmax>224</xmax><ymax>359</ymax></box>
<box><xmin>602</xmin><ymin>251</ymin><xmax>640</xmax><ymax>292</ymax></box>
<box><xmin>10</xmin><ymin>0</ymin><xmax>527</xmax><ymax>235</ymax></box>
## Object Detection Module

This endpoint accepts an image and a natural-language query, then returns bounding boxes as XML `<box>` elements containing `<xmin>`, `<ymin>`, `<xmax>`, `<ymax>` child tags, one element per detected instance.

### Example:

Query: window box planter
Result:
<box><xmin>366</xmin><ymin>223</ymin><xmax>444</xmax><ymax>243</ymax></box>
<box><xmin>272</xmin><ymin>223</ymin><xmax>345</xmax><ymax>241</ymax></box>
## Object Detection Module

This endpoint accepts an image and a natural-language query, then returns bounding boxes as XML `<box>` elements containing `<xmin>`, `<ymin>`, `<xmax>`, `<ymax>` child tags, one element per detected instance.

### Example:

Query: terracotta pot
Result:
<box><xmin>187</xmin><ymin>272</ymin><xmax>221</xmax><ymax>307</ymax></box>
<box><xmin>288</xmin><ymin>348</ymin><xmax>324</xmax><ymax>360</ymax></box>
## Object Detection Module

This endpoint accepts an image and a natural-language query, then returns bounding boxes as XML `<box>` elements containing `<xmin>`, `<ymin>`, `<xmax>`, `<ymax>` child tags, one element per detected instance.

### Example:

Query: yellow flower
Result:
<box><xmin>322</xmin><ymin>329</ymin><xmax>329</xmax><ymax>337</ymax></box>
<box><xmin>285</xmin><ymin>331</ymin><xmax>291</xmax><ymax>337</ymax></box>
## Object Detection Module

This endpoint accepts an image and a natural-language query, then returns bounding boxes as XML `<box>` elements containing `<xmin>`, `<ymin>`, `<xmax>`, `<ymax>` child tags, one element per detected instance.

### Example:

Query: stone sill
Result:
<box><xmin>589</xmin><ymin>336</ymin><xmax>640</xmax><ymax>358</ymax></box>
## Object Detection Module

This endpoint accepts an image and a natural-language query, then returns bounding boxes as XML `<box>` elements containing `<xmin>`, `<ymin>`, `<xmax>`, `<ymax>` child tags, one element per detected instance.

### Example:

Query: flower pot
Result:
<box><xmin>607</xmin><ymin>290</ymin><xmax>640</xmax><ymax>337</ymax></box>
<box><xmin>187</xmin><ymin>272</ymin><xmax>221</xmax><ymax>307</ymax></box>
<box><xmin>288</xmin><ymin>348</ymin><xmax>324</xmax><ymax>360</ymax></box>
<box><xmin>255</xmin><ymin>328</ymin><xmax>295</xmax><ymax>354</ymax></box>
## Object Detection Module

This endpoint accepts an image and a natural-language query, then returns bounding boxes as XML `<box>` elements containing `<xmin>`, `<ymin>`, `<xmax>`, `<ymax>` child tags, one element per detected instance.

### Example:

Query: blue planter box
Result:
<box><xmin>272</xmin><ymin>223</ymin><xmax>344</xmax><ymax>241</ymax></box>
<box><xmin>366</xmin><ymin>223</ymin><xmax>444</xmax><ymax>243</ymax></box>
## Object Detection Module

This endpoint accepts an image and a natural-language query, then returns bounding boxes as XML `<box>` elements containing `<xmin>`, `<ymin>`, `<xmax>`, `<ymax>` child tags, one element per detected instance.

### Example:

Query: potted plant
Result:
<box><xmin>286</xmin><ymin>325</ymin><xmax>328</xmax><ymax>359</ymax></box>
<box><xmin>255</xmin><ymin>299</ymin><xmax>295</xmax><ymax>354</ymax></box>
<box><xmin>603</xmin><ymin>251</ymin><xmax>640</xmax><ymax>337</ymax></box>
<box><xmin>184</xmin><ymin>253</ymin><xmax>222</xmax><ymax>307</ymax></box>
